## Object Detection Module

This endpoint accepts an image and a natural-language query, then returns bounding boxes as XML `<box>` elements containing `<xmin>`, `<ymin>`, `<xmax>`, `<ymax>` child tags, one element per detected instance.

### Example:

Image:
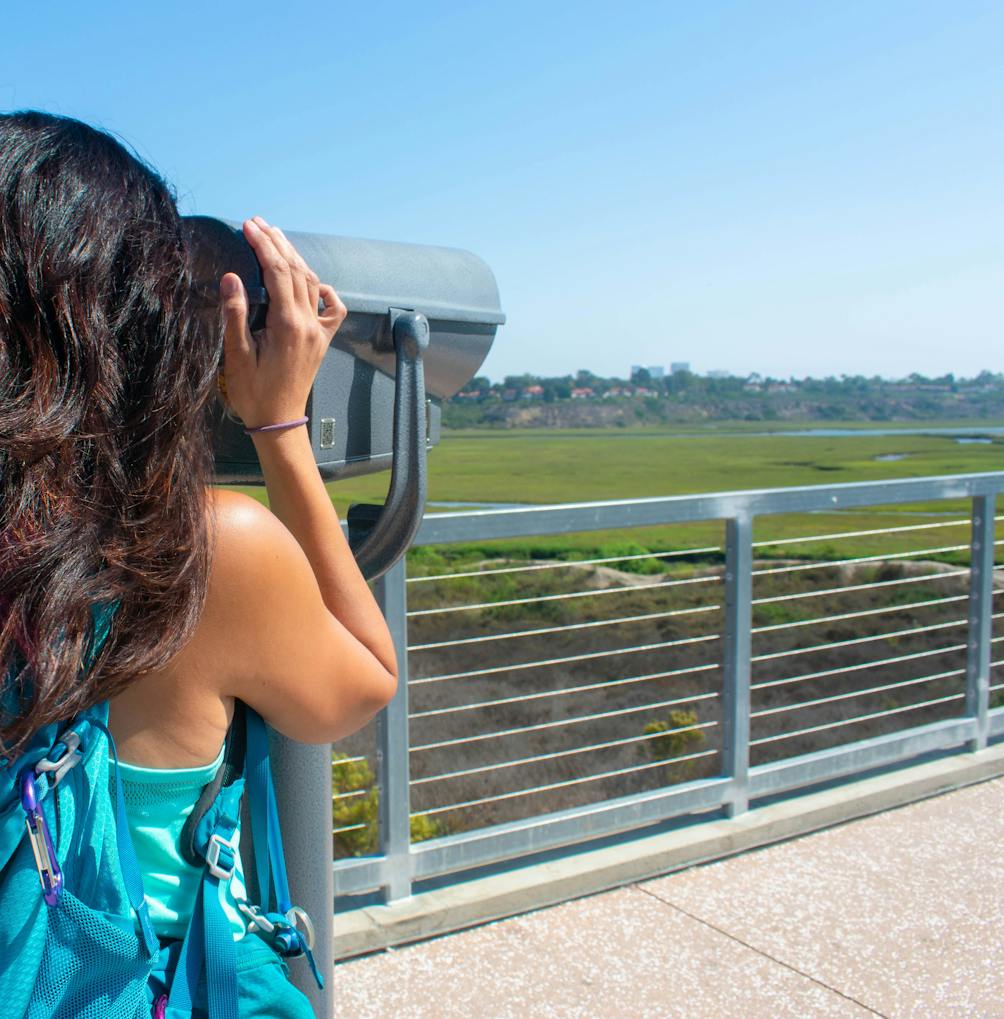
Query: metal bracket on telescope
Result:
<box><xmin>347</xmin><ymin>309</ymin><xmax>430</xmax><ymax>580</ymax></box>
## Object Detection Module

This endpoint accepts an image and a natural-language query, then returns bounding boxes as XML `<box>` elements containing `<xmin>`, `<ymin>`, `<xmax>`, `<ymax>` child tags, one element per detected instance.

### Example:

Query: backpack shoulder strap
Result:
<box><xmin>165</xmin><ymin>706</ymin><xmax>246</xmax><ymax>1019</ymax></box>
<box><xmin>164</xmin><ymin>704</ymin><xmax>323</xmax><ymax>1018</ymax></box>
<box><xmin>178</xmin><ymin>701</ymin><xmax>247</xmax><ymax>869</ymax></box>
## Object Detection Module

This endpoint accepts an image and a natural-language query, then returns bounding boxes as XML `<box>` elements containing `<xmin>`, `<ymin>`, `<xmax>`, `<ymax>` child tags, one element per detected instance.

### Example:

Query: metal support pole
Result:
<box><xmin>722</xmin><ymin>514</ymin><xmax>753</xmax><ymax>816</ymax></box>
<box><xmin>373</xmin><ymin>555</ymin><xmax>413</xmax><ymax>901</ymax></box>
<box><xmin>966</xmin><ymin>494</ymin><xmax>995</xmax><ymax>752</ymax></box>
<box><xmin>270</xmin><ymin>736</ymin><xmax>334</xmax><ymax>1016</ymax></box>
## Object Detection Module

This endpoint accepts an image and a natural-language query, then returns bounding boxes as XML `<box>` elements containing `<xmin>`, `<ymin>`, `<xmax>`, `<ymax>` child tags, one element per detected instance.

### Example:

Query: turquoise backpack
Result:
<box><xmin>0</xmin><ymin>604</ymin><xmax>323</xmax><ymax>1018</ymax></box>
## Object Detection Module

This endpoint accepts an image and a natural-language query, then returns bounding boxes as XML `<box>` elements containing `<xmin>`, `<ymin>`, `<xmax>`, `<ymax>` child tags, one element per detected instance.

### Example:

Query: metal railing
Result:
<box><xmin>273</xmin><ymin>471</ymin><xmax>1004</xmax><ymax>1009</ymax></box>
<box><xmin>327</xmin><ymin>472</ymin><xmax>1004</xmax><ymax>908</ymax></box>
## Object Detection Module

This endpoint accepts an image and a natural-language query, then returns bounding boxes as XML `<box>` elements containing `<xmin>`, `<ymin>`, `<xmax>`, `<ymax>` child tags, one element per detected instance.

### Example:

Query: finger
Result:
<box><xmin>305</xmin><ymin>266</ymin><xmax>321</xmax><ymax>318</ymax></box>
<box><xmin>280</xmin><ymin>233</ymin><xmax>321</xmax><ymax>314</ymax></box>
<box><xmin>220</xmin><ymin>272</ymin><xmax>252</xmax><ymax>378</ymax></box>
<box><xmin>243</xmin><ymin>219</ymin><xmax>296</xmax><ymax>324</ymax></box>
<box><xmin>274</xmin><ymin>226</ymin><xmax>320</xmax><ymax>311</ymax></box>
<box><xmin>267</xmin><ymin>227</ymin><xmax>309</xmax><ymax>309</ymax></box>
<box><xmin>254</xmin><ymin>218</ymin><xmax>308</xmax><ymax>310</ymax></box>
<box><xmin>256</xmin><ymin>217</ymin><xmax>323</xmax><ymax>317</ymax></box>
<box><xmin>317</xmin><ymin>283</ymin><xmax>347</xmax><ymax>336</ymax></box>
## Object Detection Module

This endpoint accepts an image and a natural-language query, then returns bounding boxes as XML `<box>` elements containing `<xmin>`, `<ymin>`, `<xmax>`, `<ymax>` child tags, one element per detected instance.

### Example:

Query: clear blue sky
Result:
<box><xmin>2</xmin><ymin>1</ymin><xmax>1001</xmax><ymax>382</ymax></box>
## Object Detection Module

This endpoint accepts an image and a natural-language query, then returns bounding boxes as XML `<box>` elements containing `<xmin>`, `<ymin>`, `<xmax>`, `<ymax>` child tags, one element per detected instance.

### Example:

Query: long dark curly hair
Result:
<box><xmin>0</xmin><ymin>111</ymin><xmax>220</xmax><ymax>757</ymax></box>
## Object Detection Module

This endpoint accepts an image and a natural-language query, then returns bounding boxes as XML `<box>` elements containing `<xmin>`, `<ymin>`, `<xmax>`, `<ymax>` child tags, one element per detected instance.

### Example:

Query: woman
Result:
<box><xmin>0</xmin><ymin>111</ymin><xmax>397</xmax><ymax>1012</ymax></box>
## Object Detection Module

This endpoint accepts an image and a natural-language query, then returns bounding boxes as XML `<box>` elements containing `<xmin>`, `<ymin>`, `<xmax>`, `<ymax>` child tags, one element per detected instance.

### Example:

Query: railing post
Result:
<box><xmin>372</xmin><ymin>554</ymin><xmax>413</xmax><ymax>901</ymax></box>
<box><xmin>722</xmin><ymin>514</ymin><xmax>753</xmax><ymax>816</ymax></box>
<box><xmin>269</xmin><ymin>738</ymin><xmax>334</xmax><ymax>1014</ymax></box>
<box><xmin>966</xmin><ymin>494</ymin><xmax>995</xmax><ymax>752</ymax></box>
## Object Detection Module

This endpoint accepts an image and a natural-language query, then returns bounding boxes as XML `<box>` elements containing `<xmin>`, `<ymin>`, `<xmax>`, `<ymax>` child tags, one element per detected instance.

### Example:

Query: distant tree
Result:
<box><xmin>543</xmin><ymin>377</ymin><xmax>572</xmax><ymax>400</ymax></box>
<box><xmin>666</xmin><ymin>369</ymin><xmax>696</xmax><ymax>395</ymax></box>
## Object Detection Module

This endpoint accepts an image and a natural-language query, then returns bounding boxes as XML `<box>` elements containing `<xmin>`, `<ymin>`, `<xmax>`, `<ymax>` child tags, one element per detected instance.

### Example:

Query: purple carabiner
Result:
<box><xmin>152</xmin><ymin>994</ymin><xmax>168</xmax><ymax>1018</ymax></box>
<box><xmin>19</xmin><ymin>770</ymin><xmax>63</xmax><ymax>907</ymax></box>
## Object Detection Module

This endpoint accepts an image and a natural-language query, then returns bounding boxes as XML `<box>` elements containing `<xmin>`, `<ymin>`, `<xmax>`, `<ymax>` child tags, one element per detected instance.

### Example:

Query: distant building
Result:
<box><xmin>630</xmin><ymin>364</ymin><xmax>665</xmax><ymax>381</ymax></box>
<box><xmin>570</xmin><ymin>387</ymin><xmax>594</xmax><ymax>399</ymax></box>
<box><xmin>671</xmin><ymin>362</ymin><xmax>690</xmax><ymax>374</ymax></box>
<box><xmin>521</xmin><ymin>385</ymin><xmax>544</xmax><ymax>400</ymax></box>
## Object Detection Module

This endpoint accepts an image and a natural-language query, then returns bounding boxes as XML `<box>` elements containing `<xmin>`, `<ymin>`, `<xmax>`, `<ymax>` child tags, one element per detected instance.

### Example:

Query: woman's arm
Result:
<box><xmin>250</xmin><ymin>426</ymin><xmax>396</xmax><ymax>678</ymax></box>
<box><xmin>205</xmin><ymin>488</ymin><xmax>396</xmax><ymax>744</ymax></box>
<box><xmin>206</xmin><ymin>217</ymin><xmax>397</xmax><ymax>743</ymax></box>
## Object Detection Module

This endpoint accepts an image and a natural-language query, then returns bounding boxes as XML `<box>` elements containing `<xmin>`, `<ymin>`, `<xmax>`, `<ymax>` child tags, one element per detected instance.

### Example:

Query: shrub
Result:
<box><xmin>596</xmin><ymin>540</ymin><xmax>666</xmax><ymax>575</ymax></box>
<box><xmin>331</xmin><ymin>755</ymin><xmax>379</xmax><ymax>856</ymax></box>
<box><xmin>753</xmin><ymin>601</ymin><xmax>807</xmax><ymax>627</ymax></box>
<box><xmin>332</xmin><ymin>754</ymin><xmax>444</xmax><ymax>856</ymax></box>
<box><xmin>643</xmin><ymin>708</ymin><xmax>706</xmax><ymax>782</ymax></box>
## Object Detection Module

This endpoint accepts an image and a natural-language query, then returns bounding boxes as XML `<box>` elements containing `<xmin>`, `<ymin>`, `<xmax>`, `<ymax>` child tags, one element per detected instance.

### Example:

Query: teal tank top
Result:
<box><xmin>117</xmin><ymin>747</ymin><xmax>248</xmax><ymax>941</ymax></box>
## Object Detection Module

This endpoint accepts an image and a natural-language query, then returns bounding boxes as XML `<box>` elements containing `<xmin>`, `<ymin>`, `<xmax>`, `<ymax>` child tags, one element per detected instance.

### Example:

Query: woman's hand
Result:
<box><xmin>218</xmin><ymin>216</ymin><xmax>347</xmax><ymax>429</ymax></box>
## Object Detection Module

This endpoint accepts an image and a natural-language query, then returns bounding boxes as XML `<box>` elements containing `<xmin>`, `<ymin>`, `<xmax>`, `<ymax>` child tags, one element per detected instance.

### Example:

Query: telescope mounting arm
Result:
<box><xmin>347</xmin><ymin>310</ymin><xmax>430</xmax><ymax>580</ymax></box>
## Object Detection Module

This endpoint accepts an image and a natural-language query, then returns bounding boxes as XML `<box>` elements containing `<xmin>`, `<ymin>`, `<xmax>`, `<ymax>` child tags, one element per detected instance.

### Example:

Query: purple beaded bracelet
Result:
<box><xmin>243</xmin><ymin>416</ymin><xmax>309</xmax><ymax>436</ymax></box>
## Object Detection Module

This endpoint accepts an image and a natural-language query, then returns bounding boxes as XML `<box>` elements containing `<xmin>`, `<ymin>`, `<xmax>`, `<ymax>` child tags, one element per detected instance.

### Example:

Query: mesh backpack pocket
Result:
<box><xmin>0</xmin><ymin>705</ymin><xmax>158</xmax><ymax>1019</ymax></box>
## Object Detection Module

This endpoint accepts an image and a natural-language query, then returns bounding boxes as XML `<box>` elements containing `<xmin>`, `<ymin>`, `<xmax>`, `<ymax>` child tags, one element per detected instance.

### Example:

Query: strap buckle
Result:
<box><xmin>237</xmin><ymin>901</ymin><xmax>275</xmax><ymax>936</ymax></box>
<box><xmin>36</xmin><ymin>729</ymin><xmax>83</xmax><ymax>785</ymax></box>
<box><xmin>204</xmin><ymin>831</ymin><xmax>238</xmax><ymax>881</ymax></box>
<box><xmin>236</xmin><ymin>901</ymin><xmax>316</xmax><ymax>953</ymax></box>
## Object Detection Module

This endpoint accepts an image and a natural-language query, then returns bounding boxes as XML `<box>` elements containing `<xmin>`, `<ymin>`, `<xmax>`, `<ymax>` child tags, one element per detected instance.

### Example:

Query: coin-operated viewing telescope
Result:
<box><xmin>185</xmin><ymin>217</ymin><xmax>504</xmax><ymax>580</ymax></box>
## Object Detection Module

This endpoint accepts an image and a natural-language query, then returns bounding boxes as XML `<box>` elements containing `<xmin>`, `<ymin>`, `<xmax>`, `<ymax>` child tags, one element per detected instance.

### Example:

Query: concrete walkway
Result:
<box><xmin>333</xmin><ymin>777</ymin><xmax>1004</xmax><ymax>1018</ymax></box>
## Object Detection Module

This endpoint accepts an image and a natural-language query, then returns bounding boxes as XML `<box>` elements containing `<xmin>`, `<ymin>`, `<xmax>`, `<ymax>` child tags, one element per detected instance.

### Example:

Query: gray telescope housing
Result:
<box><xmin>186</xmin><ymin>216</ymin><xmax>503</xmax><ymax>480</ymax></box>
<box><xmin>185</xmin><ymin>216</ymin><xmax>504</xmax><ymax>578</ymax></box>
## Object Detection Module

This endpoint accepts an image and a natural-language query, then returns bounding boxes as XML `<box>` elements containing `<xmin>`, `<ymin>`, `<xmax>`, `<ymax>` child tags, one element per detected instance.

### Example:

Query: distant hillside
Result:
<box><xmin>443</xmin><ymin>371</ymin><xmax>1004</xmax><ymax>428</ymax></box>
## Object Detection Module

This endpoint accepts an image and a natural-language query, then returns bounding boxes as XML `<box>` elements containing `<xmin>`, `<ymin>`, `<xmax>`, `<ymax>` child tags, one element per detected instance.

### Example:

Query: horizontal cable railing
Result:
<box><xmin>751</xmin><ymin>569</ymin><xmax>969</xmax><ymax>605</ymax></box>
<box><xmin>750</xmin><ymin>517</ymin><xmax>974</xmax><ymax>548</ymax></box>
<box><xmin>414</xmin><ymin>749</ymin><xmax>721</xmax><ymax>818</ymax></box>
<box><xmin>331</xmin><ymin>472</ymin><xmax>1004</xmax><ymax>905</ymax></box>
<box><xmin>410</xmin><ymin>723</ymin><xmax>720</xmax><ymax>785</ymax></box>
<box><xmin>412</xmin><ymin>633</ymin><xmax>720</xmax><ymax>685</ymax></box>
<box><xmin>407</xmin><ymin>545</ymin><xmax>724</xmax><ymax>583</ymax></box>
<box><xmin>751</xmin><ymin>618</ymin><xmax>968</xmax><ymax>663</ymax></box>
<box><xmin>750</xmin><ymin>694</ymin><xmax>966</xmax><ymax>747</ymax></box>
<box><xmin>751</xmin><ymin>544</ymin><xmax>970</xmax><ymax>577</ymax></box>
<box><xmin>409</xmin><ymin>668</ymin><xmax>719</xmax><ymax>719</ymax></box>
<box><xmin>751</xmin><ymin>645</ymin><xmax>969</xmax><ymax>691</ymax></box>
<box><xmin>750</xmin><ymin>668</ymin><xmax>967</xmax><ymax>718</ymax></box>
<box><xmin>409</xmin><ymin>603</ymin><xmax>720</xmax><ymax>651</ymax></box>
<box><xmin>411</xmin><ymin>692</ymin><xmax>722</xmax><ymax>752</ymax></box>
<box><xmin>751</xmin><ymin>595</ymin><xmax>968</xmax><ymax>634</ymax></box>
<box><xmin>407</xmin><ymin>572</ymin><xmax>719</xmax><ymax>617</ymax></box>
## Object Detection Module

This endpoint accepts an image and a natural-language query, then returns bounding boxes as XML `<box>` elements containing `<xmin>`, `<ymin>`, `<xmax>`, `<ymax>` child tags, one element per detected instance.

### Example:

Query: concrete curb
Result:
<box><xmin>332</xmin><ymin>743</ymin><xmax>1004</xmax><ymax>960</ymax></box>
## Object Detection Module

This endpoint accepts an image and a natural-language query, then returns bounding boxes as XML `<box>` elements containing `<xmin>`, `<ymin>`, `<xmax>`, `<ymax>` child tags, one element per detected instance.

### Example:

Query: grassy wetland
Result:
<box><xmin>231</xmin><ymin>423</ymin><xmax>1004</xmax><ymax>850</ymax></box>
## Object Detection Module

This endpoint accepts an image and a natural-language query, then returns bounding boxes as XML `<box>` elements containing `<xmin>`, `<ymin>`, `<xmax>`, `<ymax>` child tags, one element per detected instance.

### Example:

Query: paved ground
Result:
<box><xmin>333</xmin><ymin>777</ymin><xmax>1003</xmax><ymax>1018</ymax></box>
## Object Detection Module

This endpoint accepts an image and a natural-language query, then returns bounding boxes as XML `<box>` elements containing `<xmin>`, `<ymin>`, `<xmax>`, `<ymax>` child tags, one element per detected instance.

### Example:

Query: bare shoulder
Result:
<box><xmin>112</xmin><ymin>488</ymin><xmax>393</xmax><ymax>758</ymax></box>
<box><xmin>200</xmin><ymin>487</ymin><xmax>322</xmax><ymax>673</ymax></box>
<box><xmin>208</xmin><ymin>487</ymin><xmax>290</xmax><ymax>558</ymax></box>
<box><xmin>205</xmin><ymin>488</ymin><xmax>323</xmax><ymax>615</ymax></box>
<box><xmin>201</xmin><ymin>487</ymin><xmax>392</xmax><ymax>743</ymax></box>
